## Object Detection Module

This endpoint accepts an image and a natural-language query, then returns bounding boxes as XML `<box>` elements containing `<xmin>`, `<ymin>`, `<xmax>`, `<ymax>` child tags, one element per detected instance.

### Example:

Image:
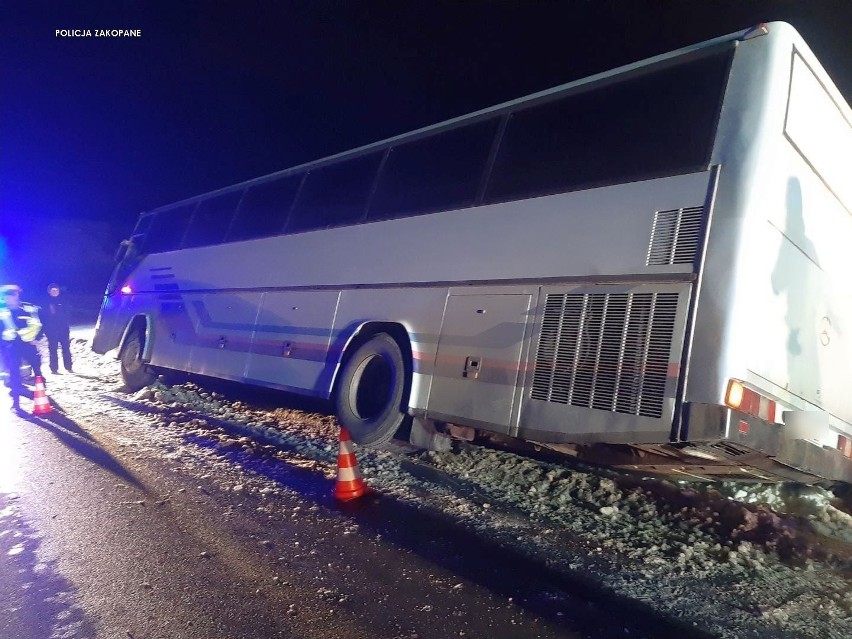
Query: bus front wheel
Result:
<box><xmin>335</xmin><ymin>333</ymin><xmax>409</xmax><ymax>447</ymax></box>
<box><xmin>120</xmin><ymin>329</ymin><xmax>156</xmax><ymax>391</ymax></box>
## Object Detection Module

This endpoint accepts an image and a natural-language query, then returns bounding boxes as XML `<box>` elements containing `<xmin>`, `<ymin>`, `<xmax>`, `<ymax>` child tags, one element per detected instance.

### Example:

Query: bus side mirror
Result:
<box><xmin>114</xmin><ymin>240</ymin><xmax>130</xmax><ymax>263</ymax></box>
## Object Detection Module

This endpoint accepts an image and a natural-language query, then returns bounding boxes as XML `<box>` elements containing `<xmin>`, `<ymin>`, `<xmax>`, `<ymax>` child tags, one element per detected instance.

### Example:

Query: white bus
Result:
<box><xmin>94</xmin><ymin>22</ymin><xmax>852</xmax><ymax>484</ymax></box>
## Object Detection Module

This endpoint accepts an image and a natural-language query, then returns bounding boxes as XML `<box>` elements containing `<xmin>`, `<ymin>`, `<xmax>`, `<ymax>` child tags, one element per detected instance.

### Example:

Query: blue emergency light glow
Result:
<box><xmin>120</xmin><ymin>285</ymin><xmax>133</xmax><ymax>294</ymax></box>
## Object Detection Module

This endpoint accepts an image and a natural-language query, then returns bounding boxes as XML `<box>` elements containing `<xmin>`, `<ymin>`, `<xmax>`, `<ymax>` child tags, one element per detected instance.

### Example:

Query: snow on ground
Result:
<box><xmin>33</xmin><ymin>333</ymin><xmax>852</xmax><ymax>638</ymax></box>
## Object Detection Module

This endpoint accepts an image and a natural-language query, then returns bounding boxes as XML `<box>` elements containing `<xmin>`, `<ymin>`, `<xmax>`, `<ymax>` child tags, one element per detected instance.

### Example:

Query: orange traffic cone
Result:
<box><xmin>333</xmin><ymin>428</ymin><xmax>370</xmax><ymax>501</ymax></box>
<box><xmin>32</xmin><ymin>376</ymin><xmax>53</xmax><ymax>415</ymax></box>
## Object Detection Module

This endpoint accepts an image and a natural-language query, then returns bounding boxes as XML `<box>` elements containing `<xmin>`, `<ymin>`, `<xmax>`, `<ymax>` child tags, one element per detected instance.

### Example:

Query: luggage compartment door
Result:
<box><xmin>427</xmin><ymin>294</ymin><xmax>531</xmax><ymax>432</ymax></box>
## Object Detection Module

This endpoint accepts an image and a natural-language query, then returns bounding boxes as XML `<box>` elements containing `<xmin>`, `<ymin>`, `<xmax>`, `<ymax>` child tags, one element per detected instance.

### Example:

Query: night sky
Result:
<box><xmin>1</xmin><ymin>1</ymin><xmax>850</xmax><ymax>295</ymax></box>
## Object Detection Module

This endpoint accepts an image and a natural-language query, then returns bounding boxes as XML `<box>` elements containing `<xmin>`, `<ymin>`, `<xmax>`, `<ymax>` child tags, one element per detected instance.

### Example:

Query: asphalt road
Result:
<box><xmin>0</xmin><ymin>375</ymin><xmax>702</xmax><ymax>639</ymax></box>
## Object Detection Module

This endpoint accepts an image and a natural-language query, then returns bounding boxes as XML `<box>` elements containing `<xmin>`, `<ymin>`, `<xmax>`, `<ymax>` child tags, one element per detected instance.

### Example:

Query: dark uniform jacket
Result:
<box><xmin>40</xmin><ymin>299</ymin><xmax>71</xmax><ymax>339</ymax></box>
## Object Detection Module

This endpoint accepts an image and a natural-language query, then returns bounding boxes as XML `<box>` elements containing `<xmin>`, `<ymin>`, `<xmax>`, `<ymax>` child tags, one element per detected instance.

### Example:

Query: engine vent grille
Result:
<box><xmin>647</xmin><ymin>206</ymin><xmax>704</xmax><ymax>266</ymax></box>
<box><xmin>531</xmin><ymin>292</ymin><xmax>679</xmax><ymax>418</ymax></box>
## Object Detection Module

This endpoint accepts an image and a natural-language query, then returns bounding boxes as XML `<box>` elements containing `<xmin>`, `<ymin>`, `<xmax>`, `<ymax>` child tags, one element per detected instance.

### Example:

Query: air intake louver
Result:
<box><xmin>647</xmin><ymin>206</ymin><xmax>703</xmax><ymax>266</ymax></box>
<box><xmin>531</xmin><ymin>292</ymin><xmax>678</xmax><ymax>418</ymax></box>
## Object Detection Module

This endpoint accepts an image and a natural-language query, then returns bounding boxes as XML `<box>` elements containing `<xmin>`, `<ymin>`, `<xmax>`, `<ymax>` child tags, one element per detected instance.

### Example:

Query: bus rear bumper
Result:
<box><xmin>682</xmin><ymin>403</ymin><xmax>852</xmax><ymax>485</ymax></box>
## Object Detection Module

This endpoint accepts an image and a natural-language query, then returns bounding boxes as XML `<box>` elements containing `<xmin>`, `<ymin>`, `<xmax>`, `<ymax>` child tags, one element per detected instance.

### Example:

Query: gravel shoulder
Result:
<box><xmin>19</xmin><ymin>333</ymin><xmax>852</xmax><ymax>638</ymax></box>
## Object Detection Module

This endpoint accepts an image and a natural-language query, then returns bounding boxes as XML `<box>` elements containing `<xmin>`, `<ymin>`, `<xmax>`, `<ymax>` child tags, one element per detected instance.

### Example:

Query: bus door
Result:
<box><xmin>188</xmin><ymin>291</ymin><xmax>263</xmax><ymax>380</ymax></box>
<box><xmin>147</xmin><ymin>277</ymin><xmax>201</xmax><ymax>373</ymax></box>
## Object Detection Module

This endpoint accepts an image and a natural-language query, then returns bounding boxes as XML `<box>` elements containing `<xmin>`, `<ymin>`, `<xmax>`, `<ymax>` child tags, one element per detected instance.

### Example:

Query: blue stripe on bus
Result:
<box><xmin>191</xmin><ymin>300</ymin><xmax>335</xmax><ymax>338</ymax></box>
<box><xmin>153</xmin><ymin>295</ymin><xmax>432</xmax><ymax>376</ymax></box>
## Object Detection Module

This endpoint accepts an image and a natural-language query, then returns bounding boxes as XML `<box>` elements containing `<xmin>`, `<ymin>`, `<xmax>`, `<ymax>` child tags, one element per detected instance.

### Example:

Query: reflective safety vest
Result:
<box><xmin>0</xmin><ymin>302</ymin><xmax>42</xmax><ymax>343</ymax></box>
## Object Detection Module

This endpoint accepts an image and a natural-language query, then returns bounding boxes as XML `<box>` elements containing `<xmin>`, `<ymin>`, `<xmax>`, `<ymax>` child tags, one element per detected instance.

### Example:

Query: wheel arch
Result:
<box><xmin>118</xmin><ymin>314</ymin><xmax>154</xmax><ymax>362</ymax></box>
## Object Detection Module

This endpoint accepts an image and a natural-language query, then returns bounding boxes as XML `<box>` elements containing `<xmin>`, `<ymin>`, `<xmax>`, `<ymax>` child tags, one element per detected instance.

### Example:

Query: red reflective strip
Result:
<box><xmin>338</xmin><ymin>452</ymin><xmax>358</xmax><ymax>469</ymax></box>
<box><xmin>742</xmin><ymin>388</ymin><xmax>760</xmax><ymax>415</ymax></box>
<box><xmin>738</xmin><ymin>420</ymin><xmax>749</xmax><ymax>435</ymax></box>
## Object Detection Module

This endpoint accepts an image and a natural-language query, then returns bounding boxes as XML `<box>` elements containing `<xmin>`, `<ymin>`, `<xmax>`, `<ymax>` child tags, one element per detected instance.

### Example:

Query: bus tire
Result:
<box><xmin>335</xmin><ymin>333</ymin><xmax>409</xmax><ymax>448</ymax></box>
<box><xmin>120</xmin><ymin>328</ymin><xmax>156</xmax><ymax>391</ymax></box>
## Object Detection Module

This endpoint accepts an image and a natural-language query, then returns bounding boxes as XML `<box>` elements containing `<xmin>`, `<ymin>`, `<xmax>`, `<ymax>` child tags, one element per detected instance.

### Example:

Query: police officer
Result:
<box><xmin>41</xmin><ymin>283</ymin><xmax>73</xmax><ymax>374</ymax></box>
<box><xmin>0</xmin><ymin>284</ymin><xmax>44</xmax><ymax>412</ymax></box>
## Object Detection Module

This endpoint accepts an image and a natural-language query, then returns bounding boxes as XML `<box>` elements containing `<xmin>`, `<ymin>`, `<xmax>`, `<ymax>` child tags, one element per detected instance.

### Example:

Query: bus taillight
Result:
<box><xmin>838</xmin><ymin>435</ymin><xmax>852</xmax><ymax>459</ymax></box>
<box><xmin>725</xmin><ymin>380</ymin><xmax>777</xmax><ymax>422</ymax></box>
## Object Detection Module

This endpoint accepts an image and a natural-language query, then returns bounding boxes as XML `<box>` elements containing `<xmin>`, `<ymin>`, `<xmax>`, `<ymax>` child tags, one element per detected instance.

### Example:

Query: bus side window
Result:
<box><xmin>143</xmin><ymin>204</ymin><xmax>196</xmax><ymax>254</ymax></box>
<box><xmin>485</xmin><ymin>48</ymin><xmax>733</xmax><ymax>203</ymax></box>
<box><xmin>226</xmin><ymin>174</ymin><xmax>303</xmax><ymax>242</ymax></box>
<box><xmin>367</xmin><ymin>118</ymin><xmax>500</xmax><ymax>222</ymax></box>
<box><xmin>285</xmin><ymin>153</ymin><xmax>382</xmax><ymax>234</ymax></box>
<box><xmin>183</xmin><ymin>191</ymin><xmax>244</xmax><ymax>248</ymax></box>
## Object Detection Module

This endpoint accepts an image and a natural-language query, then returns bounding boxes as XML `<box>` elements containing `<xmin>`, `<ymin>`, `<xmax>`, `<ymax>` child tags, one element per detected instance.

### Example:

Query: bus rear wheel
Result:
<box><xmin>335</xmin><ymin>333</ymin><xmax>409</xmax><ymax>447</ymax></box>
<box><xmin>120</xmin><ymin>328</ymin><xmax>156</xmax><ymax>391</ymax></box>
